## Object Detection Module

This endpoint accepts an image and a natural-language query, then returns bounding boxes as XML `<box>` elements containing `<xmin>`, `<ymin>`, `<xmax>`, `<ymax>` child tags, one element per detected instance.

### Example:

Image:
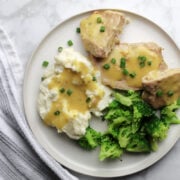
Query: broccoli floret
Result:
<box><xmin>125</xmin><ymin>90</ymin><xmax>142</xmax><ymax>103</ymax></box>
<box><xmin>126</xmin><ymin>134</ymin><xmax>151</xmax><ymax>153</ymax></box>
<box><xmin>104</xmin><ymin>108</ymin><xmax>132</xmax><ymax>121</ymax></box>
<box><xmin>131</xmin><ymin>100</ymin><xmax>155</xmax><ymax>133</ymax></box>
<box><xmin>145</xmin><ymin>115</ymin><xmax>169</xmax><ymax>141</ymax></box>
<box><xmin>133</xmin><ymin>100</ymin><xmax>154</xmax><ymax>118</ymax></box>
<box><xmin>78</xmin><ymin>127</ymin><xmax>101</xmax><ymax>150</ymax></box>
<box><xmin>149</xmin><ymin>138</ymin><xmax>158</xmax><ymax>151</ymax></box>
<box><xmin>118</xmin><ymin>125</ymin><xmax>132</xmax><ymax>148</ymax></box>
<box><xmin>161</xmin><ymin>100</ymin><xmax>180</xmax><ymax>124</ymax></box>
<box><xmin>131</xmin><ymin>121</ymin><xmax>141</xmax><ymax>134</ymax></box>
<box><xmin>113</xmin><ymin>92</ymin><xmax>132</xmax><ymax>106</ymax></box>
<box><xmin>108</xmin><ymin>100</ymin><xmax>119</xmax><ymax>109</ymax></box>
<box><xmin>108</xmin><ymin>117</ymin><xmax>132</xmax><ymax>138</ymax></box>
<box><xmin>99</xmin><ymin>134</ymin><xmax>123</xmax><ymax>161</ymax></box>
<box><xmin>113</xmin><ymin>90</ymin><xmax>141</xmax><ymax>107</ymax></box>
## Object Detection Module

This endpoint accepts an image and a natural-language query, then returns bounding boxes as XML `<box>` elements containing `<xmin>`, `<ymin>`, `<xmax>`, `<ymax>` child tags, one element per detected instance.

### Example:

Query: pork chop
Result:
<box><xmin>90</xmin><ymin>42</ymin><xmax>167</xmax><ymax>90</ymax></box>
<box><xmin>80</xmin><ymin>10</ymin><xmax>127</xmax><ymax>58</ymax></box>
<box><xmin>142</xmin><ymin>68</ymin><xmax>180</xmax><ymax>109</ymax></box>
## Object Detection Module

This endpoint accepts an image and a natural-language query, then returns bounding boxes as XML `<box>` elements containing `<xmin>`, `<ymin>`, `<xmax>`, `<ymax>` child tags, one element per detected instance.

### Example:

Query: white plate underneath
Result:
<box><xmin>23</xmin><ymin>9</ymin><xmax>180</xmax><ymax>177</ymax></box>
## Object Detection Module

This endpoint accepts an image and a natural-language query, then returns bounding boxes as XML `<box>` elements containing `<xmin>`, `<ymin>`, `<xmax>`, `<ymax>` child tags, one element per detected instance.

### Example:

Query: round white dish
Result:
<box><xmin>23</xmin><ymin>9</ymin><xmax>180</xmax><ymax>177</ymax></box>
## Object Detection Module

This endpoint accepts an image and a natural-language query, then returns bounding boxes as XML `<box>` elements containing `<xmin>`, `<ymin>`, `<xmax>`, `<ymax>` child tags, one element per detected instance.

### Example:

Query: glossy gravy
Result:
<box><xmin>101</xmin><ymin>45</ymin><xmax>162</xmax><ymax>88</ymax></box>
<box><xmin>44</xmin><ymin>68</ymin><xmax>102</xmax><ymax>129</ymax></box>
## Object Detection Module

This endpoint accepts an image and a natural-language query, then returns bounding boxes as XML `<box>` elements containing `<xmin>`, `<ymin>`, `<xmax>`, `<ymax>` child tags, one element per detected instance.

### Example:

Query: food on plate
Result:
<box><xmin>90</xmin><ymin>42</ymin><xmax>167</xmax><ymax>90</ymax></box>
<box><xmin>78</xmin><ymin>90</ymin><xmax>180</xmax><ymax>160</ymax></box>
<box><xmin>38</xmin><ymin>48</ymin><xmax>112</xmax><ymax>139</ymax></box>
<box><xmin>37</xmin><ymin>10</ymin><xmax>180</xmax><ymax>162</ymax></box>
<box><xmin>80</xmin><ymin>10</ymin><xmax>127</xmax><ymax>58</ymax></box>
<box><xmin>142</xmin><ymin>68</ymin><xmax>180</xmax><ymax>109</ymax></box>
<box><xmin>78</xmin><ymin>126</ymin><xmax>101</xmax><ymax>150</ymax></box>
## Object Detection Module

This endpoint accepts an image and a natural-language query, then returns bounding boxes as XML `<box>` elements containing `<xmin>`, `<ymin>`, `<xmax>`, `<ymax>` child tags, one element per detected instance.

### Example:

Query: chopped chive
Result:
<box><xmin>129</xmin><ymin>72</ymin><xmax>136</xmax><ymax>78</ymax></box>
<box><xmin>42</xmin><ymin>61</ymin><xmax>49</xmax><ymax>67</ymax></box>
<box><xmin>147</xmin><ymin>61</ymin><xmax>152</xmax><ymax>66</ymax></box>
<box><xmin>59</xmin><ymin>88</ymin><xmax>65</xmax><ymax>93</ymax></box>
<box><xmin>86</xmin><ymin>97</ymin><xmax>91</xmax><ymax>103</ymax></box>
<box><xmin>41</xmin><ymin>77</ymin><xmax>45</xmax><ymax>81</ymax></box>
<box><xmin>100</xmin><ymin>26</ymin><xmax>105</xmax><ymax>32</ymax></box>
<box><xmin>111</xmin><ymin>58</ymin><xmax>116</xmax><ymax>64</ymax></box>
<box><xmin>67</xmin><ymin>89</ymin><xmax>73</xmax><ymax>96</ymax></box>
<box><xmin>58</xmin><ymin>46</ymin><xmax>63</xmax><ymax>52</ymax></box>
<box><xmin>103</xmin><ymin>63</ymin><xmax>110</xmax><ymax>70</ymax></box>
<box><xmin>138</xmin><ymin>56</ymin><xmax>147</xmax><ymax>67</ymax></box>
<box><xmin>122</xmin><ymin>68</ymin><xmax>129</xmax><ymax>75</ymax></box>
<box><xmin>97</xmin><ymin>17</ymin><xmax>102</xmax><ymax>23</ymax></box>
<box><xmin>67</xmin><ymin>40</ymin><xmax>73</xmax><ymax>46</ymax></box>
<box><xmin>167</xmin><ymin>90</ymin><xmax>174</xmax><ymax>97</ymax></box>
<box><xmin>54</xmin><ymin>110</ymin><xmax>60</xmax><ymax>116</ymax></box>
<box><xmin>92</xmin><ymin>76</ymin><xmax>97</xmax><ymax>81</ymax></box>
<box><xmin>76</xmin><ymin>27</ymin><xmax>81</xmax><ymax>33</ymax></box>
<box><xmin>120</xmin><ymin>57</ymin><xmax>126</xmax><ymax>68</ymax></box>
<box><xmin>156</xmin><ymin>90</ymin><xmax>163</xmax><ymax>97</ymax></box>
<box><xmin>138</xmin><ymin>56</ymin><xmax>147</xmax><ymax>61</ymax></box>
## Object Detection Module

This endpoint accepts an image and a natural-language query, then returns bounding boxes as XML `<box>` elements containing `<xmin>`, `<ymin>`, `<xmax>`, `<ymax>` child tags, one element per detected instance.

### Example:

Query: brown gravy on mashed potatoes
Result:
<box><xmin>38</xmin><ymin>48</ymin><xmax>112</xmax><ymax>139</ymax></box>
<box><xmin>44</xmin><ymin>69</ymin><xmax>103</xmax><ymax>129</ymax></box>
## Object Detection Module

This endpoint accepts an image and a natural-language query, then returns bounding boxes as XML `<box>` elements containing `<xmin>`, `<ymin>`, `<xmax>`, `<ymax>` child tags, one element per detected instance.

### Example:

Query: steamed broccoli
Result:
<box><xmin>108</xmin><ymin>100</ymin><xmax>119</xmax><ymax>109</ymax></box>
<box><xmin>99</xmin><ymin>134</ymin><xmax>123</xmax><ymax>161</ymax></box>
<box><xmin>126</xmin><ymin>134</ymin><xmax>150</xmax><ymax>153</ymax></box>
<box><xmin>78</xmin><ymin>90</ymin><xmax>180</xmax><ymax>161</ymax></box>
<box><xmin>133</xmin><ymin>100</ymin><xmax>155</xmax><ymax>118</ymax></box>
<box><xmin>113</xmin><ymin>90</ymin><xmax>141</xmax><ymax>106</ymax></box>
<box><xmin>104</xmin><ymin>108</ymin><xmax>132</xmax><ymax>121</ymax></box>
<box><xmin>132</xmin><ymin>100</ymin><xmax>155</xmax><ymax>133</ymax></box>
<box><xmin>78</xmin><ymin>127</ymin><xmax>101</xmax><ymax>150</ymax></box>
<box><xmin>161</xmin><ymin>100</ymin><xmax>180</xmax><ymax>124</ymax></box>
<box><xmin>113</xmin><ymin>92</ymin><xmax>132</xmax><ymax>106</ymax></box>
<box><xmin>118</xmin><ymin>125</ymin><xmax>133</xmax><ymax>148</ymax></box>
<box><xmin>113</xmin><ymin>90</ymin><xmax>154</xmax><ymax>119</ymax></box>
<box><xmin>145</xmin><ymin>115</ymin><xmax>169</xmax><ymax>142</ymax></box>
<box><xmin>108</xmin><ymin>116</ymin><xmax>131</xmax><ymax>138</ymax></box>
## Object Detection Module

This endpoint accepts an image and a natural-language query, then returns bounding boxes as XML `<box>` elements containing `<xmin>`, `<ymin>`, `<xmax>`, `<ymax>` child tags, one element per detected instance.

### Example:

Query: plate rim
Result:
<box><xmin>23</xmin><ymin>8</ymin><xmax>180</xmax><ymax>177</ymax></box>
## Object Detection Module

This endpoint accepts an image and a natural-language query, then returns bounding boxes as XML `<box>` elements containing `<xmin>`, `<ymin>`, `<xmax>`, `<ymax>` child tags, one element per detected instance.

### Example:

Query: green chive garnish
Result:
<box><xmin>100</xmin><ymin>26</ymin><xmax>105</xmax><ymax>32</ymax></box>
<box><xmin>92</xmin><ymin>76</ymin><xmax>97</xmax><ymax>81</ymax></box>
<box><xmin>41</xmin><ymin>77</ymin><xmax>45</xmax><ymax>81</ymax></box>
<box><xmin>167</xmin><ymin>90</ymin><xmax>174</xmax><ymax>97</ymax></box>
<box><xmin>86</xmin><ymin>97</ymin><xmax>91</xmax><ymax>103</ymax></box>
<box><xmin>111</xmin><ymin>58</ymin><xmax>116</xmax><ymax>64</ymax></box>
<box><xmin>58</xmin><ymin>47</ymin><xmax>63</xmax><ymax>52</ymax></box>
<box><xmin>54</xmin><ymin>110</ymin><xmax>60</xmax><ymax>116</ymax></box>
<box><xmin>103</xmin><ymin>64</ymin><xmax>110</xmax><ymax>70</ymax></box>
<box><xmin>122</xmin><ymin>68</ymin><xmax>129</xmax><ymax>75</ymax></box>
<box><xmin>76</xmin><ymin>27</ymin><xmax>81</xmax><ymax>33</ymax></box>
<box><xmin>129</xmin><ymin>72</ymin><xmax>136</xmax><ymax>78</ymax></box>
<box><xmin>67</xmin><ymin>89</ymin><xmax>73</xmax><ymax>96</ymax></box>
<box><xmin>42</xmin><ymin>61</ymin><xmax>49</xmax><ymax>67</ymax></box>
<box><xmin>97</xmin><ymin>17</ymin><xmax>102</xmax><ymax>23</ymax></box>
<box><xmin>156</xmin><ymin>90</ymin><xmax>163</xmax><ymax>97</ymax></box>
<box><xmin>147</xmin><ymin>61</ymin><xmax>152</xmax><ymax>66</ymax></box>
<box><xmin>138</xmin><ymin>56</ymin><xmax>147</xmax><ymax>67</ymax></box>
<box><xmin>120</xmin><ymin>57</ymin><xmax>126</xmax><ymax>68</ymax></box>
<box><xmin>59</xmin><ymin>88</ymin><xmax>65</xmax><ymax>93</ymax></box>
<box><xmin>67</xmin><ymin>40</ymin><xmax>73</xmax><ymax>46</ymax></box>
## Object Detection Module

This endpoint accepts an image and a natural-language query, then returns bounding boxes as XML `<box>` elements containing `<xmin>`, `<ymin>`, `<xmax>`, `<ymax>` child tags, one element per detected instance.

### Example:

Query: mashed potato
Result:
<box><xmin>38</xmin><ymin>48</ymin><xmax>112</xmax><ymax>139</ymax></box>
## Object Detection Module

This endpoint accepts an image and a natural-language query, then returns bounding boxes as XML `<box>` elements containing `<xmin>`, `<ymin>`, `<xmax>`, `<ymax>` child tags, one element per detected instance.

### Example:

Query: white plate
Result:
<box><xmin>23</xmin><ymin>9</ymin><xmax>180</xmax><ymax>177</ymax></box>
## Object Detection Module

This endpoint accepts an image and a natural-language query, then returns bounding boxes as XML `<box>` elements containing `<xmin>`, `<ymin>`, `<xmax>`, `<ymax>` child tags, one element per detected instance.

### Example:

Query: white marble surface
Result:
<box><xmin>0</xmin><ymin>0</ymin><xmax>180</xmax><ymax>179</ymax></box>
